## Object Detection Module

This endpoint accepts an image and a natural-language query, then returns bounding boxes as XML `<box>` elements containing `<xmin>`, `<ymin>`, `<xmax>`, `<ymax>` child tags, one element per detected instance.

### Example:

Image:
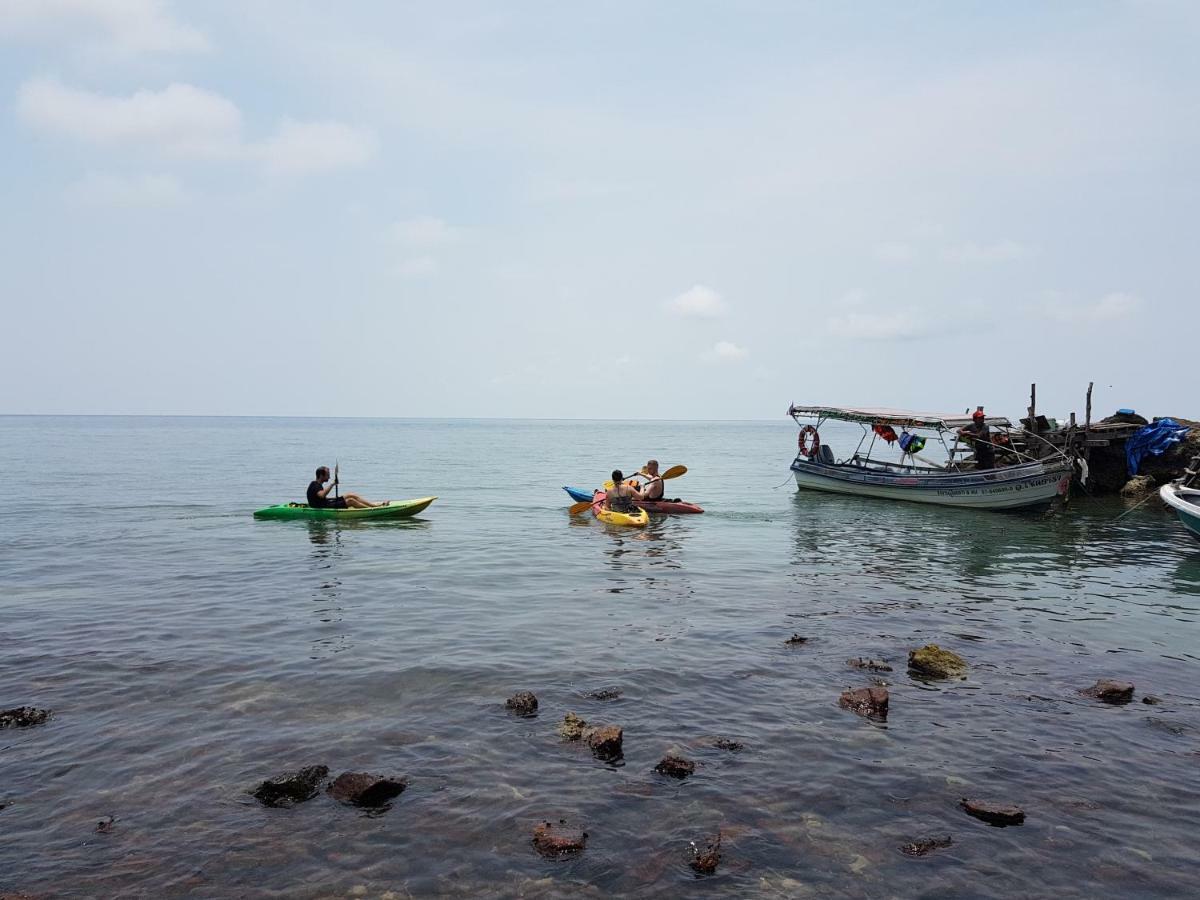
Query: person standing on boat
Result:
<box><xmin>639</xmin><ymin>460</ymin><xmax>665</xmax><ymax>500</ymax></box>
<box><xmin>605</xmin><ymin>469</ymin><xmax>644</xmax><ymax>512</ymax></box>
<box><xmin>959</xmin><ymin>410</ymin><xmax>996</xmax><ymax>470</ymax></box>
<box><xmin>307</xmin><ymin>466</ymin><xmax>382</xmax><ymax>509</ymax></box>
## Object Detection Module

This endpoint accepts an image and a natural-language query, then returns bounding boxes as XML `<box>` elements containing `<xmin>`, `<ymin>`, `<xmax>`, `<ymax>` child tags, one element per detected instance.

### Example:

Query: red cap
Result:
<box><xmin>972</xmin><ymin>409</ymin><xmax>986</xmax><ymax>420</ymax></box>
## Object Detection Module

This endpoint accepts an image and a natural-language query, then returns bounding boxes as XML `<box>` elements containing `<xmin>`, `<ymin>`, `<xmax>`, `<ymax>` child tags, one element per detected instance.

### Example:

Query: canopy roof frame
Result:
<box><xmin>788</xmin><ymin>404</ymin><xmax>1012</xmax><ymax>431</ymax></box>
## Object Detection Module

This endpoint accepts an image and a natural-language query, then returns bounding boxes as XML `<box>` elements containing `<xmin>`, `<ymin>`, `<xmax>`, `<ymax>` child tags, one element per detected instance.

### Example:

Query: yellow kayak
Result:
<box><xmin>592</xmin><ymin>490</ymin><xmax>649</xmax><ymax>527</ymax></box>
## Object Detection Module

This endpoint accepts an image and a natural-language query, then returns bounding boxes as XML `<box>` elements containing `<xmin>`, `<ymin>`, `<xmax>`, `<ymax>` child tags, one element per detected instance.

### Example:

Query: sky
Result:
<box><xmin>1</xmin><ymin>1</ymin><xmax>1196</xmax><ymax>420</ymax></box>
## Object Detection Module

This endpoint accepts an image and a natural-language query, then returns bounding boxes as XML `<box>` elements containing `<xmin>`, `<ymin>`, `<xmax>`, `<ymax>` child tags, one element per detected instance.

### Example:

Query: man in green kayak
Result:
<box><xmin>307</xmin><ymin>466</ymin><xmax>383</xmax><ymax>509</ymax></box>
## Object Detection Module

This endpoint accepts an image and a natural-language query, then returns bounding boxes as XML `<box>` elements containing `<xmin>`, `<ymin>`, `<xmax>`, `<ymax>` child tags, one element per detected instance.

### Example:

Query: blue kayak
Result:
<box><xmin>564</xmin><ymin>486</ymin><xmax>593</xmax><ymax>503</ymax></box>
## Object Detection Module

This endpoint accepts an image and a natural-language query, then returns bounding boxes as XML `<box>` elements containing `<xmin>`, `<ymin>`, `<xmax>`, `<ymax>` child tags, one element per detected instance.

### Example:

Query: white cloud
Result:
<box><xmin>708</xmin><ymin>340</ymin><xmax>748</xmax><ymax>362</ymax></box>
<box><xmin>0</xmin><ymin>0</ymin><xmax>208</xmax><ymax>55</ymax></box>
<box><xmin>17</xmin><ymin>78</ymin><xmax>375</xmax><ymax>176</ymax></box>
<box><xmin>874</xmin><ymin>241</ymin><xmax>915</xmax><ymax>263</ymax></box>
<box><xmin>66</xmin><ymin>171</ymin><xmax>186</xmax><ymax>206</ymax></box>
<box><xmin>827</xmin><ymin>310</ymin><xmax>926</xmax><ymax>341</ymax></box>
<box><xmin>394</xmin><ymin>256</ymin><xmax>437</xmax><ymax>277</ymax></box>
<box><xmin>942</xmin><ymin>239</ymin><xmax>1033</xmax><ymax>263</ymax></box>
<box><xmin>251</xmin><ymin>119</ymin><xmax>376</xmax><ymax>176</ymax></box>
<box><xmin>388</xmin><ymin>216</ymin><xmax>460</xmax><ymax>246</ymax></box>
<box><xmin>18</xmin><ymin>78</ymin><xmax>240</xmax><ymax>158</ymax></box>
<box><xmin>1041</xmin><ymin>291</ymin><xmax>1143</xmax><ymax>323</ymax></box>
<box><xmin>667</xmin><ymin>284</ymin><xmax>726</xmax><ymax>318</ymax></box>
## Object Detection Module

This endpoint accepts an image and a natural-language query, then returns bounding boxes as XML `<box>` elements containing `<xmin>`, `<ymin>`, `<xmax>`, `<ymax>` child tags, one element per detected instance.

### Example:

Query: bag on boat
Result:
<box><xmin>873</xmin><ymin>424</ymin><xmax>899</xmax><ymax>444</ymax></box>
<box><xmin>898</xmin><ymin>432</ymin><xmax>926</xmax><ymax>454</ymax></box>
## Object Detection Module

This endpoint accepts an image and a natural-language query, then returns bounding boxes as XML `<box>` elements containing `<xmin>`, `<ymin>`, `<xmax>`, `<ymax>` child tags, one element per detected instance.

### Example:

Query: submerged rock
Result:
<box><xmin>785</xmin><ymin>633</ymin><xmax>809</xmax><ymax>646</ymax></box>
<box><xmin>848</xmin><ymin>657</ymin><xmax>893</xmax><ymax>672</ymax></box>
<box><xmin>712</xmin><ymin>737</ymin><xmax>744</xmax><ymax>752</ymax></box>
<box><xmin>0</xmin><ymin>707</ymin><xmax>51</xmax><ymax>729</ymax></box>
<box><xmin>1142</xmin><ymin>695</ymin><xmax>1163</xmax><ymax>706</ymax></box>
<box><xmin>1080</xmin><ymin>679</ymin><xmax>1135</xmax><ymax>704</ymax></box>
<box><xmin>899</xmin><ymin>835</ymin><xmax>952</xmax><ymax>857</ymax></box>
<box><xmin>96</xmin><ymin>816</ymin><xmax>116</xmax><ymax>834</ymax></box>
<box><xmin>908</xmin><ymin>645</ymin><xmax>967</xmax><ymax>679</ymax></box>
<box><xmin>327</xmin><ymin>772</ymin><xmax>407</xmax><ymax>808</ymax></box>
<box><xmin>586</xmin><ymin>725</ymin><xmax>624</xmax><ymax>761</ymax></box>
<box><xmin>960</xmin><ymin>798</ymin><xmax>1025</xmax><ymax>826</ymax></box>
<box><xmin>654</xmin><ymin>755</ymin><xmax>696</xmax><ymax>779</ymax></box>
<box><xmin>506</xmin><ymin>691</ymin><xmax>539</xmax><ymax>716</ymax></box>
<box><xmin>532</xmin><ymin>819</ymin><xmax>588</xmax><ymax>858</ymax></box>
<box><xmin>838</xmin><ymin>687</ymin><xmax>889</xmax><ymax>720</ymax></box>
<box><xmin>559</xmin><ymin>712</ymin><xmax>589</xmax><ymax>741</ymax></box>
<box><xmin>252</xmin><ymin>765</ymin><xmax>329</xmax><ymax>807</ymax></box>
<box><xmin>690</xmin><ymin>831</ymin><xmax>722</xmax><ymax>874</ymax></box>
<box><xmin>587</xmin><ymin>688</ymin><xmax>622</xmax><ymax>701</ymax></box>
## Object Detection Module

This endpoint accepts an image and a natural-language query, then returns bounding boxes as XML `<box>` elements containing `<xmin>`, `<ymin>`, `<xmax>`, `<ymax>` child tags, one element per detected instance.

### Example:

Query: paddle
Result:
<box><xmin>602</xmin><ymin>464</ymin><xmax>687</xmax><ymax>490</ymax></box>
<box><xmin>334</xmin><ymin>460</ymin><xmax>340</xmax><ymax>500</ymax></box>
<box><xmin>568</xmin><ymin>498</ymin><xmax>595</xmax><ymax>515</ymax></box>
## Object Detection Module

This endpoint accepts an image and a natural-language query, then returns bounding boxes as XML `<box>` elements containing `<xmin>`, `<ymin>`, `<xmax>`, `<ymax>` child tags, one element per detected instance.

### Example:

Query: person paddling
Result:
<box><xmin>604</xmin><ymin>469</ymin><xmax>644</xmax><ymax>513</ymax></box>
<box><xmin>307</xmin><ymin>466</ymin><xmax>383</xmax><ymax>509</ymax></box>
<box><xmin>639</xmin><ymin>459</ymin><xmax>665</xmax><ymax>500</ymax></box>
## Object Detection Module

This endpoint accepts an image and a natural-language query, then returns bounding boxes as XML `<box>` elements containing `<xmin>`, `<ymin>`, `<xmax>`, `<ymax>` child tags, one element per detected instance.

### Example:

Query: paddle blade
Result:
<box><xmin>568</xmin><ymin>499</ymin><xmax>593</xmax><ymax>515</ymax></box>
<box><xmin>661</xmin><ymin>464</ymin><xmax>687</xmax><ymax>480</ymax></box>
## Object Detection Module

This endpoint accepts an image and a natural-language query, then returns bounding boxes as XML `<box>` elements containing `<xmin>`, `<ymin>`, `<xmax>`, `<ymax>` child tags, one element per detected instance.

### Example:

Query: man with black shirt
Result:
<box><xmin>307</xmin><ymin>466</ymin><xmax>382</xmax><ymax>509</ymax></box>
<box><xmin>959</xmin><ymin>409</ymin><xmax>996</xmax><ymax>470</ymax></box>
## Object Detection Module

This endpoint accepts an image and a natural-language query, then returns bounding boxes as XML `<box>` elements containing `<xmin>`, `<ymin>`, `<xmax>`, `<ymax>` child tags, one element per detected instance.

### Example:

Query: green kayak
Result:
<box><xmin>253</xmin><ymin>496</ymin><xmax>437</xmax><ymax>520</ymax></box>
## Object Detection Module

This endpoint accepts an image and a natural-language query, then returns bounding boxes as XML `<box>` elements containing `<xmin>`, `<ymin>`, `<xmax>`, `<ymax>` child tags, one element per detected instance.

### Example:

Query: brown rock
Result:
<box><xmin>848</xmin><ymin>657</ymin><xmax>893</xmax><ymax>672</ymax></box>
<box><xmin>960</xmin><ymin>798</ymin><xmax>1025</xmax><ymax>826</ymax></box>
<box><xmin>252</xmin><ymin>764</ymin><xmax>329</xmax><ymax>807</ymax></box>
<box><xmin>586</xmin><ymin>725</ymin><xmax>623</xmax><ymax>761</ymax></box>
<box><xmin>899</xmin><ymin>835</ymin><xmax>952</xmax><ymax>856</ymax></box>
<box><xmin>505</xmin><ymin>691</ymin><xmax>538</xmax><ymax>716</ymax></box>
<box><xmin>654</xmin><ymin>755</ymin><xmax>696</xmax><ymax>779</ymax></box>
<box><xmin>327</xmin><ymin>772</ymin><xmax>407</xmax><ymax>808</ymax></box>
<box><xmin>559</xmin><ymin>712</ymin><xmax>588</xmax><ymax>740</ymax></box>
<box><xmin>1080</xmin><ymin>679</ymin><xmax>1134</xmax><ymax>704</ymax></box>
<box><xmin>1142</xmin><ymin>695</ymin><xmax>1163</xmax><ymax>705</ymax></box>
<box><xmin>96</xmin><ymin>816</ymin><xmax>116</xmax><ymax>834</ymax></box>
<box><xmin>0</xmin><ymin>707</ymin><xmax>51</xmax><ymax>729</ymax></box>
<box><xmin>785</xmin><ymin>633</ymin><xmax>809</xmax><ymax>645</ymax></box>
<box><xmin>532</xmin><ymin>819</ymin><xmax>587</xmax><ymax>857</ymax></box>
<box><xmin>587</xmin><ymin>687</ymin><xmax>622</xmax><ymax>701</ymax></box>
<box><xmin>690</xmin><ymin>831</ymin><xmax>722</xmax><ymax>875</ymax></box>
<box><xmin>712</xmin><ymin>737</ymin><xmax>744</xmax><ymax>752</ymax></box>
<box><xmin>838</xmin><ymin>686</ymin><xmax>889</xmax><ymax>720</ymax></box>
<box><xmin>1120</xmin><ymin>474</ymin><xmax>1156</xmax><ymax>498</ymax></box>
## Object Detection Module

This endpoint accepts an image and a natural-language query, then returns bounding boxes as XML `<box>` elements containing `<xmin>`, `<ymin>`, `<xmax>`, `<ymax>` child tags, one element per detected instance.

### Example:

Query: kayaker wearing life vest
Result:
<box><xmin>958</xmin><ymin>409</ymin><xmax>996</xmax><ymax>471</ymax></box>
<box><xmin>307</xmin><ymin>466</ymin><xmax>382</xmax><ymax>509</ymax></box>
<box><xmin>605</xmin><ymin>469</ymin><xmax>644</xmax><ymax>513</ymax></box>
<box><xmin>639</xmin><ymin>460</ymin><xmax>665</xmax><ymax>500</ymax></box>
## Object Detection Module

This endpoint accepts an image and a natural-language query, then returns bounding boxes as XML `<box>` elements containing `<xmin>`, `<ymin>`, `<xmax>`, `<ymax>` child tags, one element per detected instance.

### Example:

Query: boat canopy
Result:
<box><xmin>788</xmin><ymin>404</ymin><xmax>1012</xmax><ymax>430</ymax></box>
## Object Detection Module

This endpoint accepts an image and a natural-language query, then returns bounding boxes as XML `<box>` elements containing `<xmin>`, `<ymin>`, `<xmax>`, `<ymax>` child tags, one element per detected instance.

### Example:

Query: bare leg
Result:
<box><xmin>342</xmin><ymin>493</ymin><xmax>381</xmax><ymax>508</ymax></box>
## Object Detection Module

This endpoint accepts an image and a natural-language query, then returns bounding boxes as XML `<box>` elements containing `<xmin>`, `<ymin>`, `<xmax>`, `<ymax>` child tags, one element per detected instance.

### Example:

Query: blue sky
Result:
<box><xmin>2</xmin><ymin>1</ymin><xmax>1196</xmax><ymax>420</ymax></box>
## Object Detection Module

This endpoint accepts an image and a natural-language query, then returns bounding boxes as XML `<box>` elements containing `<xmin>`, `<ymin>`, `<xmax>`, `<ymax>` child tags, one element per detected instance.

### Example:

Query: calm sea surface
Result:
<box><xmin>2</xmin><ymin>416</ymin><xmax>1199</xmax><ymax>898</ymax></box>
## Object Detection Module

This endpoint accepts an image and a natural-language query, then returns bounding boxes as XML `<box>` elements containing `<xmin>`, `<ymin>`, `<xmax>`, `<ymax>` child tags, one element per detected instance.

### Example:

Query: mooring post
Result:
<box><xmin>1028</xmin><ymin>383</ymin><xmax>1037</xmax><ymax>437</ymax></box>
<box><xmin>1085</xmin><ymin>381</ymin><xmax>1093</xmax><ymax>431</ymax></box>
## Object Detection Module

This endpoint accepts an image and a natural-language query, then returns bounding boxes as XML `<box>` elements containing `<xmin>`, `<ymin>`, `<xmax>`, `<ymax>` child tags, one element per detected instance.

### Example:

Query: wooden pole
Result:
<box><xmin>1028</xmin><ymin>383</ymin><xmax>1037</xmax><ymax>436</ymax></box>
<box><xmin>1085</xmin><ymin>381</ymin><xmax>1093</xmax><ymax>431</ymax></box>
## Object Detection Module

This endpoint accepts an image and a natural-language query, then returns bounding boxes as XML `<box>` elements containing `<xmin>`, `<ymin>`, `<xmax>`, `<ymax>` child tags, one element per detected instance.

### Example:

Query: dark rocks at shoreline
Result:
<box><xmin>559</xmin><ymin>712</ymin><xmax>589</xmax><ymax>741</ymax></box>
<box><xmin>586</xmin><ymin>725</ymin><xmax>624</xmax><ymax>761</ymax></box>
<box><xmin>327</xmin><ymin>772</ymin><xmax>408</xmax><ymax>808</ymax></box>
<box><xmin>1120</xmin><ymin>475</ymin><xmax>1156</xmax><ymax>498</ymax></box>
<box><xmin>1081</xmin><ymin>679</ymin><xmax>1135</xmax><ymax>704</ymax></box>
<box><xmin>505</xmin><ymin>691</ymin><xmax>539</xmax><ymax>716</ymax></box>
<box><xmin>252</xmin><ymin>765</ymin><xmax>329</xmax><ymax>807</ymax></box>
<box><xmin>849</xmin><ymin>657</ymin><xmax>893</xmax><ymax>672</ymax></box>
<box><xmin>839</xmin><ymin>687</ymin><xmax>889</xmax><ymax>720</ymax></box>
<box><xmin>587</xmin><ymin>688</ymin><xmax>622</xmax><ymax>701</ymax></box>
<box><xmin>654</xmin><ymin>755</ymin><xmax>696</xmax><ymax>779</ymax></box>
<box><xmin>712</xmin><ymin>738</ymin><xmax>744</xmax><ymax>752</ymax></box>
<box><xmin>961</xmin><ymin>798</ymin><xmax>1025</xmax><ymax>827</ymax></box>
<box><xmin>690</xmin><ymin>831</ymin><xmax>722</xmax><ymax>875</ymax></box>
<box><xmin>785</xmin><ymin>633</ymin><xmax>809</xmax><ymax>646</ymax></box>
<box><xmin>908</xmin><ymin>645</ymin><xmax>967</xmax><ymax>679</ymax></box>
<box><xmin>532</xmin><ymin>819</ymin><xmax>587</xmax><ymax>858</ymax></box>
<box><xmin>899</xmin><ymin>835</ymin><xmax>952</xmax><ymax>857</ymax></box>
<box><xmin>1143</xmin><ymin>694</ymin><xmax>1163</xmax><ymax>705</ymax></box>
<box><xmin>0</xmin><ymin>707</ymin><xmax>52</xmax><ymax>729</ymax></box>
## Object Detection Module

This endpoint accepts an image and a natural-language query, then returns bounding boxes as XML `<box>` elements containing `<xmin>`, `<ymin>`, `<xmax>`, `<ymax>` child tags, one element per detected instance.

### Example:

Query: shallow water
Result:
<box><xmin>2</xmin><ymin>416</ymin><xmax>1199</xmax><ymax>898</ymax></box>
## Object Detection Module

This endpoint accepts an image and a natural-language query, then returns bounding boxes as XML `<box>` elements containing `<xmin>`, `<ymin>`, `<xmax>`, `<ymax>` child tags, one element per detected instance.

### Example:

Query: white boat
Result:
<box><xmin>1160</xmin><ymin>457</ymin><xmax>1200</xmax><ymax>542</ymax></box>
<box><xmin>788</xmin><ymin>404</ymin><xmax>1073</xmax><ymax>511</ymax></box>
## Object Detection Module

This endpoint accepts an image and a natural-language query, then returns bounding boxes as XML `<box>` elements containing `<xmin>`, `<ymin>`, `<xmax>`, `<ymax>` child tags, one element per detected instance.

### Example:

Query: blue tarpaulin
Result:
<box><xmin>1126</xmin><ymin>418</ymin><xmax>1190</xmax><ymax>476</ymax></box>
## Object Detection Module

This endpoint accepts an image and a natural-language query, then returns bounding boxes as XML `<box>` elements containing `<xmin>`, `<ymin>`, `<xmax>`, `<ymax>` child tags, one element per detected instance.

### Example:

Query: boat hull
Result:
<box><xmin>790</xmin><ymin>458</ymin><xmax>1070</xmax><ymax>510</ymax></box>
<box><xmin>253</xmin><ymin>496</ymin><xmax>437</xmax><ymax>520</ymax></box>
<box><xmin>1160</xmin><ymin>484</ymin><xmax>1200</xmax><ymax>542</ymax></box>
